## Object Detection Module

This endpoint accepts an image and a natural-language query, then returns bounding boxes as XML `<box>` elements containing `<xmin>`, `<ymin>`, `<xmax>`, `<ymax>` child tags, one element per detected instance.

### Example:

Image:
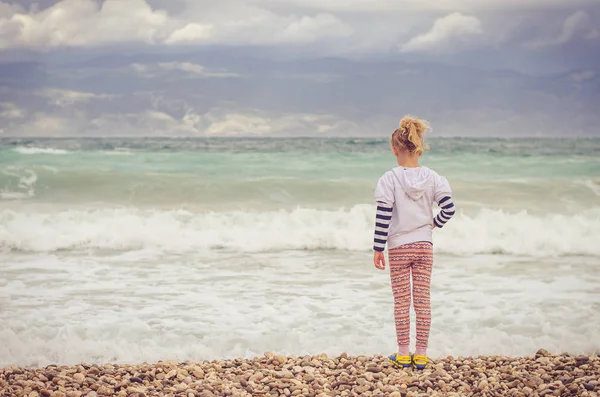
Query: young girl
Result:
<box><xmin>372</xmin><ymin>116</ymin><xmax>455</xmax><ymax>370</ymax></box>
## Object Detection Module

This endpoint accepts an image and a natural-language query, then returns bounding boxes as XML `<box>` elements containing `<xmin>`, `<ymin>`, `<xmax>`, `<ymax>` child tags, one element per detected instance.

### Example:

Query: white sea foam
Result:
<box><xmin>1</xmin><ymin>206</ymin><xmax>599</xmax><ymax>256</ymax></box>
<box><xmin>0</xmin><ymin>252</ymin><xmax>598</xmax><ymax>367</ymax></box>
<box><xmin>0</xmin><ymin>168</ymin><xmax>37</xmax><ymax>200</ymax></box>
<box><xmin>576</xmin><ymin>179</ymin><xmax>600</xmax><ymax>197</ymax></box>
<box><xmin>101</xmin><ymin>150</ymin><xmax>133</xmax><ymax>155</ymax></box>
<box><xmin>0</xmin><ymin>192</ymin><xmax>32</xmax><ymax>200</ymax></box>
<box><xmin>12</xmin><ymin>147</ymin><xmax>70</xmax><ymax>155</ymax></box>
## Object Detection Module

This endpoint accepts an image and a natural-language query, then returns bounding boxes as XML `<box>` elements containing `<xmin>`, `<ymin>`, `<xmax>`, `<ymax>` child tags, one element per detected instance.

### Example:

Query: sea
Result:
<box><xmin>1</xmin><ymin>137</ymin><xmax>599</xmax><ymax>367</ymax></box>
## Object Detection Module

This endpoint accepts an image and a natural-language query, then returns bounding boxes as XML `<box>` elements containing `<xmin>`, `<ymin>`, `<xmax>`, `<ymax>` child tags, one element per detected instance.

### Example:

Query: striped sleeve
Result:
<box><xmin>433</xmin><ymin>196</ymin><xmax>455</xmax><ymax>228</ymax></box>
<box><xmin>373</xmin><ymin>201</ymin><xmax>393</xmax><ymax>251</ymax></box>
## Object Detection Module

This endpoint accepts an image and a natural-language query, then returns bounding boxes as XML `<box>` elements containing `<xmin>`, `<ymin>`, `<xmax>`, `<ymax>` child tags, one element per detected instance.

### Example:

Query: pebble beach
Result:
<box><xmin>2</xmin><ymin>350</ymin><xmax>599</xmax><ymax>397</ymax></box>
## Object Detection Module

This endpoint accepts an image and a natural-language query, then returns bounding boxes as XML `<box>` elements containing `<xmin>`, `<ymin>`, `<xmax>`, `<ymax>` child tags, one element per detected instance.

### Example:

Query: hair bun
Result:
<box><xmin>390</xmin><ymin>115</ymin><xmax>431</xmax><ymax>155</ymax></box>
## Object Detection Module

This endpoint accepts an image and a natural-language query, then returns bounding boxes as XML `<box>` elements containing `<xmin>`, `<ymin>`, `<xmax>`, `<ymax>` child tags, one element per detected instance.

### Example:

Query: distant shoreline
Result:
<box><xmin>2</xmin><ymin>350</ymin><xmax>598</xmax><ymax>396</ymax></box>
<box><xmin>2</xmin><ymin>136</ymin><xmax>600</xmax><ymax>140</ymax></box>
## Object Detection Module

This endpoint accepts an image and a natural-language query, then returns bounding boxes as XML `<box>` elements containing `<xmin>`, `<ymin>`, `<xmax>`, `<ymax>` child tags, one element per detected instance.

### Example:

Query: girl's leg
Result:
<box><xmin>389</xmin><ymin>246</ymin><xmax>412</xmax><ymax>355</ymax></box>
<box><xmin>411</xmin><ymin>242</ymin><xmax>434</xmax><ymax>357</ymax></box>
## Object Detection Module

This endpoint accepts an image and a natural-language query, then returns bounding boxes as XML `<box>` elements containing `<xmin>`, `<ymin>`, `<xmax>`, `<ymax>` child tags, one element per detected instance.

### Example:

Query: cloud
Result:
<box><xmin>6</xmin><ymin>98</ymin><xmax>598</xmax><ymax>137</ymax></box>
<box><xmin>0</xmin><ymin>2</ymin><xmax>24</xmax><ymax>17</ymax></box>
<box><xmin>570</xmin><ymin>70</ymin><xmax>596</xmax><ymax>84</ymax></box>
<box><xmin>557</xmin><ymin>11</ymin><xmax>599</xmax><ymax>43</ymax></box>
<box><xmin>0</xmin><ymin>0</ymin><xmax>596</xmax><ymax>61</ymax></box>
<box><xmin>525</xmin><ymin>10</ymin><xmax>599</xmax><ymax>48</ymax></box>
<box><xmin>0</xmin><ymin>0</ymin><xmax>351</xmax><ymax>49</ymax></box>
<box><xmin>9</xmin><ymin>113</ymin><xmax>70</xmax><ymax>135</ymax></box>
<box><xmin>36</xmin><ymin>89</ymin><xmax>115</xmax><ymax>107</ymax></box>
<box><xmin>277</xmin><ymin>13</ymin><xmax>352</xmax><ymax>44</ymax></box>
<box><xmin>131</xmin><ymin>62</ymin><xmax>239</xmax><ymax>78</ymax></box>
<box><xmin>401</xmin><ymin>12</ymin><xmax>483</xmax><ymax>53</ymax></box>
<box><xmin>1</xmin><ymin>41</ymin><xmax>599</xmax><ymax>138</ymax></box>
<box><xmin>0</xmin><ymin>102</ymin><xmax>24</xmax><ymax>119</ymax></box>
<box><xmin>165</xmin><ymin>23</ymin><xmax>214</xmax><ymax>44</ymax></box>
<box><xmin>0</xmin><ymin>0</ymin><xmax>174</xmax><ymax>49</ymax></box>
<box><xmin>3</xmin><ymin>107</ymin><xmax>359</xmax><ymax>137</ymax></box>
<box><xmin>199</xmin><ymin>8</ymin><xmax>352</xmax><ymax>46</ymax></box>
<box><xmin>183</xmin><ymin>108</ymin><xmax>357</xmax><ymax>136</ymax></box>
<box><xmin>253</xmin><ymin>0</ymin><xmax>599</xmax><ymax>13</ymax></box>
<box><xmin>87</xmin><ymin>110</ymin><xmax>195</xmax><ymax>136</ymax></box>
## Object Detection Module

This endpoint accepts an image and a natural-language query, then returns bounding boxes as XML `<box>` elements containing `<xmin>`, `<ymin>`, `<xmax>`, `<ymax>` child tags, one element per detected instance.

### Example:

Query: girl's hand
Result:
<box><xmin>373</xmin><ymin>251</ymin><xmax>386</xmax><ymax>270</ymax></box>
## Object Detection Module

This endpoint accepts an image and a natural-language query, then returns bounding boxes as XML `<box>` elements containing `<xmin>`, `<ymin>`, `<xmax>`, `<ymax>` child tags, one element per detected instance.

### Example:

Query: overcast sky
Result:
<box><xmin>0</xmin><ymin>0</ymin><xmax>599</xmax><ymax>137</ymax></box>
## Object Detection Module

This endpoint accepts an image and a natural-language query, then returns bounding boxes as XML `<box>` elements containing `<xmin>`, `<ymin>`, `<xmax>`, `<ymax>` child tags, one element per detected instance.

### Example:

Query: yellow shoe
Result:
<box><xmin>388</xmin><ymin>353</ymin><xmax>412</xmax><ymax>368</ymax></box>
<box><xmin>412</xmin><ymin>355</ymin><xmax>428</xmax><ymax>370</ymax></box>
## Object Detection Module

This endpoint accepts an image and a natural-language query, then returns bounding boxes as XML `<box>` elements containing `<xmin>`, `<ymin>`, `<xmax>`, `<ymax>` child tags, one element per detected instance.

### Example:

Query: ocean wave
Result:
<box><xmin>0</xmin><ymin>168</ymin><xmax>37</xmax><ymax>200</ymax></box>
<box><xmin>2</xmin><ymin>137</ymin><xmax>600</xmax><ymax>156</ymax></box>
<box><xmin>13</xmin><ymin>147</ymin><xmax>70</xmax><ymax>155</ymax></box>
<box><xmin>1</xmin><ymin>206</ymin><xmax>599</xmax><ymax>256</ymax></box>
<box><xmin>575</xmin><ymin>179</ymin><xmax>600</xmax><ymax>197</ymax></box>
<box><xmin>101</xmin><ymin>151</ymin><xmax>133</xmax><ymax>156</ymax></box>
<box><xmin>0</xmin><ymin>192</ymin><xmax>32</xmax><ymax>200</ymax></box>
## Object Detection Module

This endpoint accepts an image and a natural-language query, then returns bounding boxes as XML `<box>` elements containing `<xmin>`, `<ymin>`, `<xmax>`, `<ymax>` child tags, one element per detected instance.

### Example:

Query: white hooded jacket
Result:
<box><xmin>374</xmin><ymin>166</ymin><xmax>452</xmax><ymax>249</ymax></box>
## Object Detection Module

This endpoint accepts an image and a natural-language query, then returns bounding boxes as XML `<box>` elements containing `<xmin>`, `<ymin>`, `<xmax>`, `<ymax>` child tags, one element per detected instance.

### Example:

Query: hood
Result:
<box><xmin>391</xmin><ymin>166</ymin><xmax>434</xmax><ymax>200</ymax></box>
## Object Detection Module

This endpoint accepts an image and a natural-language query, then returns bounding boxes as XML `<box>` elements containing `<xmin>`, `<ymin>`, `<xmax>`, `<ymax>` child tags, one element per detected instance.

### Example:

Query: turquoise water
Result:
<box><xmin>1</xmin><ymin>137</ymin><xmax>600</xmax><ymax>254</ymax></box>
<box><xmin>2</xmin><ymin>137</ymin><xmax>599</xmax><ymax>212</ymax></box>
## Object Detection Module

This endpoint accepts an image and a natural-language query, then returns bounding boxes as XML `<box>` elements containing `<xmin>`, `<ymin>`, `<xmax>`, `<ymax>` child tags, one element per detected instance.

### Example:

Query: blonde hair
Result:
<box><xmin>390</xmin><ymin>115</ymin><xmax>431</xmax><ymax>155</ymax></box>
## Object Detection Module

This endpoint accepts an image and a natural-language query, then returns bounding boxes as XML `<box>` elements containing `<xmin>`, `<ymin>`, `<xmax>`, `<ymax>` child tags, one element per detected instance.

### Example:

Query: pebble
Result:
<box><xmin>584</xmin><ymin>383</ymin><xmax>595</xmax><ymax>391</ymax></box>
<box><xmin>73</xmin><ymin>373</ymin><xmax>85</xmax><ymax>384</ymax></box>
<box><xmin>1</xmin><ymin>352</ymin><xmax>598</xmax><ymax>396</ymax></box>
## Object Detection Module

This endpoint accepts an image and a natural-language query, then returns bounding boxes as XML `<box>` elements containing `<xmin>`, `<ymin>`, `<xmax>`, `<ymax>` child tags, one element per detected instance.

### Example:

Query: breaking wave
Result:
<box><xmin>2</xmin><ymin>206</ymin><xmax>599</xmax><ymax>257</ymax></box>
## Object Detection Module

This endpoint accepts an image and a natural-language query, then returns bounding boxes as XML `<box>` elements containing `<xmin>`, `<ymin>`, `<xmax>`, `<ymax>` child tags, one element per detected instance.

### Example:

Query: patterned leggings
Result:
<box><xmin>389</xmin><ymin>241</ymin><xmax>433</xmax><ymax>352</ymax></box>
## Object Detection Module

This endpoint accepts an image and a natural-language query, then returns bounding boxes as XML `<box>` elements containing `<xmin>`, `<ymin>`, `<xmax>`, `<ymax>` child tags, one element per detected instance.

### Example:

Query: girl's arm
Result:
<box><xmin>373</xmin><ymin>201</ymin><xmax>393</xmax><ymax>251</ymax></box>
<box><xmin>433</xmin><ymin>195</ymin><xmax>455</xmax><ymax>228</ymax></box>
<box><xmin>373</xmin><ymin>173</ymin><xmax>395</xmax><ymax>251</ymax></box>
